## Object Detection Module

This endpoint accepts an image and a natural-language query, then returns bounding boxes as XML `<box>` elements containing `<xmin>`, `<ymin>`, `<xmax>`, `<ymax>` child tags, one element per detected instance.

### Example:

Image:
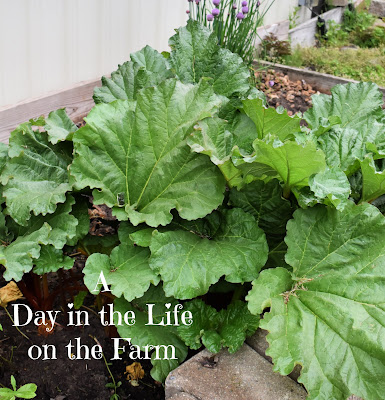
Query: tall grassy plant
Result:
<box><xmin>187</xmin><ymin>0</ymin><xmax>274</xmax><ymax>65</ymax></box>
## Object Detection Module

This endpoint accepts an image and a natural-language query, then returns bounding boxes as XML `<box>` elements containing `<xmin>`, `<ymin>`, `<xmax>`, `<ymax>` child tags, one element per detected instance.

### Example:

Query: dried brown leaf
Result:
<box><xmin>0</xmin><ymin>281</ymin><xmax>23</xmax><ymax>307</ymax></box>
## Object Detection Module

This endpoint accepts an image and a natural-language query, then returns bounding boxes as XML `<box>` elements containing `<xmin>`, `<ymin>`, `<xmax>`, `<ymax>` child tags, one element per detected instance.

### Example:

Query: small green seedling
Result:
<box><xmin>0</xmin><ymin>375</ymin><xmax>37</xmax><ymax>400</ymax></box>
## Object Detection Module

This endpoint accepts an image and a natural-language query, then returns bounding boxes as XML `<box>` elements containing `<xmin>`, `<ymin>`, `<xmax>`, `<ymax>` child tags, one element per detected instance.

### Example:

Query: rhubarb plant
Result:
<box><xmin>1</xmin><ymin>20</ymin><xmax>385</xmax><ymax>399</ymax></box>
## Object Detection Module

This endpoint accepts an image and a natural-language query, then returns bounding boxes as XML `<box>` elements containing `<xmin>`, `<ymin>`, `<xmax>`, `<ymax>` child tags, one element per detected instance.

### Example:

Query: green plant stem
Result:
<box><xmin>90</xmin><ymin>335</ymin><xmax>118</xmax><ymax>392</ymax></box>
<box><xmin>3</xmin><ymin>307</ymin><xmax>30</xmax><ymax>341</ymax></box>
<box><xmin>283</xmin><ymin>185</ymin><xmax>291</xmax><ymax>199</ymax></box>
<box><xmin>231</xmin><ymin>285</ymin><xmax>246</xmax><ymax>302</ymax></box>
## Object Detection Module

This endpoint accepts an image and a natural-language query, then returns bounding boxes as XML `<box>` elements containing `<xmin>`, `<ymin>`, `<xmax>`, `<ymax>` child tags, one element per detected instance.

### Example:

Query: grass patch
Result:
<box><xmin>287</xmin><ymin>46</ymin><xmax>385</xmax><ymax>87</ymax></box>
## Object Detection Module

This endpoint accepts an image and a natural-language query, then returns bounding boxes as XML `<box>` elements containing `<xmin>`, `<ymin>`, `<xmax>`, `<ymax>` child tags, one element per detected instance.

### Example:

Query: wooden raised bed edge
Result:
<box><xmin>1</xmin><ymin>57</ymin><xmax>384</xmax><ymax>144</ymax></box>
<box><xmin>0</xmin><ymin>77</ymin><xmax>101</xmax><ymax>144</ymax></box>
<box><xmin>255</xmin><ymin>59</ymin><xmax>385</xmax><ymax>102</ymax></box>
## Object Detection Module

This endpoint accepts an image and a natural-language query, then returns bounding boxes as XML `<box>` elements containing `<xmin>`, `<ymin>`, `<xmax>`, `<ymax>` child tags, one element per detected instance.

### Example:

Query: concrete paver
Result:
<box><xmin>165</xmin><ymin>344</ymin><xmax>307</xmax><ymax>400</ymax></box>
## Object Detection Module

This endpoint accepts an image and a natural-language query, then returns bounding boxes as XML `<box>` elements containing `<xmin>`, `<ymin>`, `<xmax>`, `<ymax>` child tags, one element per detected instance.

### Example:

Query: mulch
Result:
<box><xmin>255</xmin><ymin>69</ymin><xmax>319</xmax><ymax>115</ymax></box>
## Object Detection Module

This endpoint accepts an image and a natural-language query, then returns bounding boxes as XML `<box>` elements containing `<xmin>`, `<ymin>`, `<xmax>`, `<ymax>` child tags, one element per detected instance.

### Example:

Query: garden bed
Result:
<box><xmin>2</xmin><ymin>18</ymin><xmax>385</xmax><ymax>400</ymax></box>
<box><xmin>255</xmin><ymin>59</ymin><xmax>385</xmax><ymax>101</ymax></box>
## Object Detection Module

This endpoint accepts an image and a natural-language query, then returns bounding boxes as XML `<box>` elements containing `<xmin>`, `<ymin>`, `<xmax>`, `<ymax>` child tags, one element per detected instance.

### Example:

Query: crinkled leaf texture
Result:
<box><xmin>247</xmin><ymin>203</ymin><xmax>385</xmax><ymax>400</ymax></box>
<box><xmin>8</xmin><ymin>195</ymin><xmax>79</xmax><ymax>250</ymax></box>
<box><xmin>45</xmin><ymin>108</ymin><xmax>78</xmax><ymax>144</ymax></box>
<box><xmin>305</xmin><ymin>82</ymin><xmax>384</xmax><ymax>131</ymax></box>
<box><xmin>187</xmin><ymin>116</ymin><xmax>245</xmax><ymax>187</ymax></box>
<box><xmin>33</xmin><ymin>245</ymin><xmax>73</xmax><ymax>275</ymax></box>
<box><xmin>72</xmin><ymin>79</ymin><xmax>226</xmax><ymax>227</ymax></box>
<box><xmin>177</xmin><ymin>299</ymin><xmax>259</xmax><ymax>354</ymax></box>
<box><xmin>242</xmin><ymin>98</ymin><xmax>301</xmax><ymax>141</ymax></box>
<box><xmin>93</xmin><ymin>45</ymin><xmax>173</xmax><ymax>103</ymax></box>
<box><xmin>149</xmin><ymin>208</ymin><xmax>268</xmax><ymax>299</ymax></box>
<box><xmin>229</xmin><ymin>179</ymin><xmax>294</xmax><ymax>236</ymax></box>
<box><xmin>188</xmin><ymin>117</ymin><xmax>234</xmax><ymax>166</ymax></box>
<box><xmin>1</xmin><ymin>222</ymin><xmax>51</xmax><ymax>281</ymax></box>
<box><xmin>317</xmin><ymin>120</ymin><xmax>385</xmax><ymax>177</ymax></box>
<box><xmin>2</xmin><ymin>195</ymin><xmax>82</xmax><ymax>279</ymax></box>
<box><xmin>235</xmin><ymin>138</ymin><xmax>326</xmax><ymax>195</ymax></box>
<box><xmin>360</xmin><ymin>157</ymin><xmax>385</xmax><ymax>203</ymax></box>
<box><xmin>187</xmin><ymin>98</ymin><xmax>302</xmax><ymax>187</ymax></box>
<box><xmin>83</xmin><ymin>223</ymin><xmax>159</xmax><ymax>302</ymax></box>
<box><xmin>169</xmin><ymin>20</ymin><xmax>250</xmax><ymax>98</ymax></box>
<box><xmin>0</xmin><ymin>122</ymin><xmax>72</xmax><ymax>225</ymax></box>
<box><xmin>114</xmin><ymin>285</ymin><xmax>188</xmax><ymax>382</ymax></box>
<box><xmin>308</xmin><ymin>168</ymin><xmax>351</xmax><ymax>211</ymax></box>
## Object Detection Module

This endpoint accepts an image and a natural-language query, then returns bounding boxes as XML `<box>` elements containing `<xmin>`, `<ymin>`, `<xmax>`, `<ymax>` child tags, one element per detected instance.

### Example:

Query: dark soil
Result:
<box><xmin>0</xmin><ymin>202</ymin><xmax>165</xmax><ymax>400</ymax></box>
<box><xmin>0</xmin><ymin>281</ymin><xmax>165</xmax><ymax>400</ymax></box>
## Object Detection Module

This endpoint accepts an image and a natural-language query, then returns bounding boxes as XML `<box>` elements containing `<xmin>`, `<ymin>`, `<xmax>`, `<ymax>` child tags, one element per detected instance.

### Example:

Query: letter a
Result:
<box><xmin>92</xmin><ymin>271</ymin><xmax>110</xmax><ymax>293</ymax></box>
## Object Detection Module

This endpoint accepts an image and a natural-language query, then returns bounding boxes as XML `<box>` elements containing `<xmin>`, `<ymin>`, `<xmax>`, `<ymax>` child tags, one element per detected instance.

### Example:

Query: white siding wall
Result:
<box><xmin>263</xmin><ymin>0</ymin><xmax>302</xmax><ymax>26</ymax></box>
<box><xmin>0</xmin><ymin>0</ymin><xmax>187</xmax><ymax>107</ymax></box>
<box><xmin>0</xmin><ymin>0</ymin><xmax>304</xmax><ymax>108</ymax></box>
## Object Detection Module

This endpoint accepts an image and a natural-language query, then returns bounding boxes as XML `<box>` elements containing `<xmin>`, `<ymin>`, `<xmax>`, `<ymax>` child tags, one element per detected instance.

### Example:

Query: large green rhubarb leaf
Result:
<box><xmin>1</xmin><ymin>222</ymin><xmax>51</xmax><ymax>281</ymax></box>
<box><xmin>45</xmin><ymin>108</ymin><xmax>78</xmax><ymax>144</ymax></box>
<box><xmin>66</xmin><ymin>195</ymin><xmax>90</xmax><ymax>246</ymax></box>
<box><xmin>8</xmin><ymin>195</ymin><xmax>79</xmax><ymax>249</ymax></box>
<box><xmin>229</xmin><ymin>179</ymin><xmax>294</xmax><ymax>235</ymax></box>
<box><xmin>149</xmin><ymin>208</ymin><xmax>268</xmax><ymax>299</ymax></box>
<box><xmin>187</xmin><ymin>117</ymin><xmax>245</xmax><ymax>187</ymax></box>
<box><xmin>235</xmin><ymin>138</ymin><xmax>326</xmax><ymax>197</ymax></box>
<box><xmin>317</xmin><ymin>128</ymin><xmax>366</xmax><ymax>176</ymax></box>
<box><xmin>94</xmin><ymin>46</ymin><xmax>172</xmax><ymax>104</ymax></box>
<box><xmin>305</xmin><ymin>82</ymin><xmax>384</xmax><ymax>131</ymax></box>
<box><xmin>114</xmin><ymin>286</ymin><xmax>188</xmax><ymax>382</ymax></box>
<box><xmin>247</xmin><ymin>203</ymin><xmax>385</xmax><ymax>400</ymax></box>
<box><xmin>83</xmin><ymin>223</ymin><xmax>159</xmax><ymax>302</ymax></box>
<box><xmin>169</xmin><ymin>20</ymin><xmax>250</xmax><ymax>98</ymax></box>
<box><xmin>1</xmin><ymin>122</ymin><xmax>72</xmax><ymax>225</ymax></box>
<box><xmin>308</xmin><ymin>168</ymin><xmax>351</xmax><ymax>210</ymax></box>
<box><xmin>188</xmin><ymin>117</ymin><xmax>233</xmax><ymax>166</ymax></box>
<box><xmin>242</xmin><ymin>98</ymin><xmax>301</xmax><ymax>141</ymax></box>
<box><xmin>177</xmin><ymin>299</ymin><xmax>259</xmax><ymax>354</ymax></box>
<box><xmin>33</xmin><ymin>245</ymin><xmax>73</xmax><ymax>274</ymax></box>
<box><xmin>72</xmin><ymin>79</ymin><xmax>225</xmax><ymax>227</ymax></box>
<box><xmin>316</xmin><ymin>118</ymin><xmax>385</xmax><ymax>176</ymax></box>
<box><xmin>365</xmin><ymin>120</ymin><xmax>385</xmax><ymax>160</ymax></box>
<box><xmin>187</xmin><ymin>100</ymin><xmax>301</xmax><ymax>186</ymax></box>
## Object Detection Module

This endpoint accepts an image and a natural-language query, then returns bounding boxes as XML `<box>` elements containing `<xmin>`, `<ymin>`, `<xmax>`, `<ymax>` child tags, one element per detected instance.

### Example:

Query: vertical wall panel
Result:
<box><xmin>0</xmin><ymin>0</ymin><xmax>298</xmax><ymax>107</ymax></box>
<box><xmin>0</xmin><ymin>0</ymin><xmax>188</xmax><ymax>107</ymax></box>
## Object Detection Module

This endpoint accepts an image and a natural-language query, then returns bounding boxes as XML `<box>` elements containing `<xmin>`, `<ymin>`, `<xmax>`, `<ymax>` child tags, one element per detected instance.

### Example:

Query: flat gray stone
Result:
<box><xmin>168</xmin><ymin>393</ymin><xmax>198</xmax><ymax>400</ymax></box>
<box><xmin>165</xmin><ymin>344</ymin><xmax>307</xmax><ymax>400</ymax></box>
<box><xmin>370</xmin><ymin>0</ymin><xmax>385</xmax><ymax>17</ymax></box>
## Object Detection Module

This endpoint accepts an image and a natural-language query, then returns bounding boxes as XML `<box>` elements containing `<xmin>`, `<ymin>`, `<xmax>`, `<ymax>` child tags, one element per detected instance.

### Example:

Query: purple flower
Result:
<box><xmin>242</xmin><ymin>6</ymin><xmax>249</xmax><ymax>13</ymax></box>
<box><xmin>232</xmin><ymin>3</ymin><xmax>237</xmax><ymax>9</ymax></box>
<box><xmin>213</xmin><ymin>0</ymin><xmax>220</xmax><ymax>5</ymax></box>
<box><xmin>207</xmin><ymin>13</ymin><xmax>214</xmax><ymax>21</ymax></box>
<box><xmin>269</xmin><ymin>80</ymin><xmax>275</xmax><ymax>87</ymax></box>
<box><xmin>242</xmin><ymin>0</ymin><xmax>248</xmax><ymax>6</ymax></box>
<box><xmin>212</xmin><ymin>8</ymin><xmax>220</xmax><ymax>16</ymax></box>
<box><xmin>257</xmin><ymin>0</ymin><xmax>261</xmax><ymax>6</ymax></box>
<box><xmin>186</xmin><ymin>9</ymin><xmax>190</xmax><ymax>14</ymax></box>
<box><xmin>196</xmin><ymin>0</ymin><xmax>200</xmax><ymax>3</ymax></box>
<box><xmin>236</xmin><ymin>12</ymin><xmax>245</xmax><ymax>19</ymax></box>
